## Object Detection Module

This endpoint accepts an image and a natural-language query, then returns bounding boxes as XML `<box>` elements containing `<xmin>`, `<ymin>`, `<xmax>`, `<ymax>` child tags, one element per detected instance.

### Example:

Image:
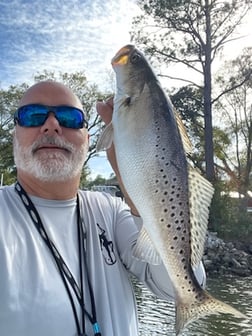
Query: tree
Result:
<box><xmin>170</xmin><ymin>85</ymin><xmax>232</xmax><ymax>177</ymax></box>
<box><xmin>214</xmin><ymin>47</ymin><xmax>252</xmax><ymax>206</ymax></box>
<box><xmin>84</xmin><ymin>174</ymin><xmax>107</xmax><ymax>190</ymax></box>
<box><xmin>0</xmin><ymin>71</ymin><xmax>110</xmax><ymax>184</ymax></box>
<box><xmin>0</xmin><ymin>83</ymin><xmax>28</xmax><ymax>184</ymax></box>
<box><xmin>131</xmin><ymin>0</ymin><xmax>252</xmax><ymax>181</ymax></box>
<box><xmin>170</xmin><ymin>86</ymin><xmax>205</xmax><ymax>169</ymax></box>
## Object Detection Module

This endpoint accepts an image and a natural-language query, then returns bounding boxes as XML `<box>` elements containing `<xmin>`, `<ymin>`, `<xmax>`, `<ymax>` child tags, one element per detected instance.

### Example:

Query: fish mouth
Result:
<box><xmin>111</xmin><ymin>44</ymin><xmax>134</xmax><ymax>66</ymax></box>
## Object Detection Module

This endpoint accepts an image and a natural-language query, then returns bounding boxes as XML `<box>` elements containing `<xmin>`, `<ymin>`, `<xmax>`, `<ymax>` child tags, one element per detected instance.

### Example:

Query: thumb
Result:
<box><xmin>96</xmin><ymin>96</ymin><xmax>114</xmax><ymax>125</ymax></box>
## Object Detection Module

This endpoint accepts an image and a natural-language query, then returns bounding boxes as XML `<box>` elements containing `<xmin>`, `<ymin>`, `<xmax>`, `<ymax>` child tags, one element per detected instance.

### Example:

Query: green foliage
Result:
<box><xmin>171</xmin><ymin>86</ymin><xmax>204</xmax><ymax>125</ymax></box>
<box><xmin>83</xmin><ymin>174</ymin><xmax>107</xmax><ymax>190</ymax></box>
<box><xmin>0</xmin><ymin>83</ymin><xmax>28</xmax><ymax>183</ymax></box>
<box><xmin>210</xmin><ymin>182</ymin><xmax>252</xmax><ymax>241</ymax></box>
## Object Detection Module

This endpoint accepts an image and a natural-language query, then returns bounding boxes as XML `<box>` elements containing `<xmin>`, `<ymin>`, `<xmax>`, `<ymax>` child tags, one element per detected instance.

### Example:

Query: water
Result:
<box><xmin>133</xmin><ymin>275</ymin><xmax>252</xmax><ymax>336</ymax></box>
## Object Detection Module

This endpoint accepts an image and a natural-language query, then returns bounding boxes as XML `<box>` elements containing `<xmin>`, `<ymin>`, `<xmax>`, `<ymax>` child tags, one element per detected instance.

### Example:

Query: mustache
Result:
<box><xmin>31</xmin><ymin>135</ymin><xmax>75</xmax><ymax>153</ymax></box>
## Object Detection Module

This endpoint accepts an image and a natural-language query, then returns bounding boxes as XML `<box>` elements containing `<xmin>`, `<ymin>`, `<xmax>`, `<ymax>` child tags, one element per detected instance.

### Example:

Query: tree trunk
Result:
<box><xmin>204</xmin><ymin>0</ymin><xmax>215</xmax><ymax>182</ymax></box>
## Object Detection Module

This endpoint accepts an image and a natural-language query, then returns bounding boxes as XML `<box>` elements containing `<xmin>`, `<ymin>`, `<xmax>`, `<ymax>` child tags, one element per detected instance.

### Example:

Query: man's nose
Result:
<box><xmin>40</xmin><ymin>112</ymin><xmax>63</xmax><ymax>135</ymax></box>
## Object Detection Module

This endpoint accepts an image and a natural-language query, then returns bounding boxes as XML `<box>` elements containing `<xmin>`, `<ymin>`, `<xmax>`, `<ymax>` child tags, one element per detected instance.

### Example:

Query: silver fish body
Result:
<box><xmin>97</xmin><ymin>45</ymin><xmax>247</xmax><ymax>335</ymax></box>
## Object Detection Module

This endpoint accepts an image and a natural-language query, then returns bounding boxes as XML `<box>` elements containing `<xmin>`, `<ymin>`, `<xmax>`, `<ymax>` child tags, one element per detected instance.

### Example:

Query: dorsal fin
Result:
<box><xmin>175</xmin><ymin>109</ymin><xmax>192</xmax><ymax>155</ymax></box>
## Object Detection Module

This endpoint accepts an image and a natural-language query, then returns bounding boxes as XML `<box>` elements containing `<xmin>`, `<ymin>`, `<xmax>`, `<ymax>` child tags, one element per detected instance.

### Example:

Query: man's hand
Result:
<box><xmin>96</xmin><ymin>97</ymin><xmax>114</xmax><ymax>125</ymax></box>
<box><xmin>96</xmin><ymin>98</ymin><xmax>140</xmax><ymax>217</ymax></box>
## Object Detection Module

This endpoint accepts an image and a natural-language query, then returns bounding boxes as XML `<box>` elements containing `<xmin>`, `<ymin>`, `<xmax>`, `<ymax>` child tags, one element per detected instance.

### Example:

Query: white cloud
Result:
<box><xmin>88</xmin><ymin>155</ymin><xmax>114</xmax><ymax>180</ymax></box>
<box><xmin>0</xmin><ymin>0</ymin><xmax>140</xmax><ymax>90</ymax></box>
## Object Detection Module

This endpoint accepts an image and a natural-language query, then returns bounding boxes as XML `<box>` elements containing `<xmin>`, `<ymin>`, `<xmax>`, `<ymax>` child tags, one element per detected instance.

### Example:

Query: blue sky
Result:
<box><xmin>0</xmin><ymin>0</ymin><xmax>139</xmax><ymax>90</ymax></box>
<box><xmin>0</xmin><ymin>0</ymin><xmax>140</xmax><ymax>179</ymax></box>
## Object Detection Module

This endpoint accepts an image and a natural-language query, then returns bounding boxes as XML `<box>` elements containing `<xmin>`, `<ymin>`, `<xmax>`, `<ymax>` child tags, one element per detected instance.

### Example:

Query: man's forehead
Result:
<box><xmin>19</xmin><ymin>81</ymin><xmax>83</xmax><ymax>110</ymax></box>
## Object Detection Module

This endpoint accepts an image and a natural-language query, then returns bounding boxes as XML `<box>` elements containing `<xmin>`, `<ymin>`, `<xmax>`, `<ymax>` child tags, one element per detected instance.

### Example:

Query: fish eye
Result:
<box><xmin>131</xmin><ymin>52</ymin><xmax>142</xmax><ymax>64</ymax></box>
<box><xmin>124</xmin><ymin>96</ymin><xmax>131</xmax><ymax>106</ymax></box>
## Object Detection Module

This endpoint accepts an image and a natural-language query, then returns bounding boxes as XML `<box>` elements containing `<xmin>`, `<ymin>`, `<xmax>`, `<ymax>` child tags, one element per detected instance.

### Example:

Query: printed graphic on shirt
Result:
<box><xmin>97</xmin><ymin>223</ymin><xmax>117</xmax><ymax>265</ymax></box>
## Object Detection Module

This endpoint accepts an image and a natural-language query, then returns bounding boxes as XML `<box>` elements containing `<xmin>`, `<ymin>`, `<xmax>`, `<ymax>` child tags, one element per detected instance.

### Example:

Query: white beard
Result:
<box><xmin>13</xmin><ymin>134</ymin><xmax>88</xmax><ymax>182</ymax></box>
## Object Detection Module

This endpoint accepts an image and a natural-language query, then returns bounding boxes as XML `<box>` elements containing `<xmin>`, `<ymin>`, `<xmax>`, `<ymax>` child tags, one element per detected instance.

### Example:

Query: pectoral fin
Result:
<box><xmin>132</xmin><ymin>227</ymin><xmax>161</xmax><ymax>265</ymax></box>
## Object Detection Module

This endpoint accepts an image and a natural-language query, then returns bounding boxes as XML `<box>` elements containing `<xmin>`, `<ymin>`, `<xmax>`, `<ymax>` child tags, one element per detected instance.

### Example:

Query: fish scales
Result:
<box><xmin>96</xmin><ymin>44</ymin><xmax>248</xmax><ymax>335</ymax></box>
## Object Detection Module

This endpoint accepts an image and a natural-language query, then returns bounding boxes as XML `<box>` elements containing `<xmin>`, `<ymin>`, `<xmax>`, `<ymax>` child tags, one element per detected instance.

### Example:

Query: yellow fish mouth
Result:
<box><xmin>111</xmin><ymin>45</ymin><xmax>132</xmax><ymax>66</ymax></box>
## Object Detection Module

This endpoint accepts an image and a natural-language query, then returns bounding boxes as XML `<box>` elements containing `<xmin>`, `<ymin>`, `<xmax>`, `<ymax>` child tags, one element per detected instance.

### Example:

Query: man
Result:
<box><xmin>0</xmin><ymin>81</ymin><xmax>205</xmax><ymax>336</ymax></box>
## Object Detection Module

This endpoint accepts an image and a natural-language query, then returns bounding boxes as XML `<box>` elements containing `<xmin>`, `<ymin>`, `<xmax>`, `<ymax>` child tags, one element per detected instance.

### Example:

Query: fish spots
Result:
<box><xmin>170</xmin><ymin>179</ymin><xmax>182</xmax><ymax>200</ymax></box>
<box><xmin>155</xmin><ymin>120</ymin><xmax>160</xmax><ymax>130</ymax></box>
<box><xmin>154</xmin><ymin>132</ymin><xmax>170</xmax><ymax>165</ymax></box>
<box><xmin>195</xmin><ymin>293</ymin><xmax>205</xmax><ymax>301</ymax></box>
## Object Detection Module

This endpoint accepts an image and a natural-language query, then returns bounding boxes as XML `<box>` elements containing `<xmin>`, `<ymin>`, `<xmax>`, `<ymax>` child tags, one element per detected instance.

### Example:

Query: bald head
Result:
<box><xmin>19</xmin><ymin>81</ymin><xmax>83</xmax><ymax>110</ymax></box>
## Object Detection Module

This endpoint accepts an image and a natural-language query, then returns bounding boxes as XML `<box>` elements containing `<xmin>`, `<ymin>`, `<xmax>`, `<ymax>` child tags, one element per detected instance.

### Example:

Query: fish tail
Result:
<box><xmin>175</xmin><ymin>290</ymin><xmax>247</xmax><ymax>335</ymax></box>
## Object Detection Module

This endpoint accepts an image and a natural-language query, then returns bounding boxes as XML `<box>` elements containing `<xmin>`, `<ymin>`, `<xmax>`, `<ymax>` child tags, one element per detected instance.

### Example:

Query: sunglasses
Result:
<box><xmin>14</xmin><ymin>104</ymin><xmax>88</xmax><ymax>129</ymax></box>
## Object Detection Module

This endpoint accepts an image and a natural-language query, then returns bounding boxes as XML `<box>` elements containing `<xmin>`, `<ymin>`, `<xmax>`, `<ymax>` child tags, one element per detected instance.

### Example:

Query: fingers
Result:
<box><xmin>96</xmin><ymin>96</ymin><xmax>114</xmax><ymax>125</ymax></box>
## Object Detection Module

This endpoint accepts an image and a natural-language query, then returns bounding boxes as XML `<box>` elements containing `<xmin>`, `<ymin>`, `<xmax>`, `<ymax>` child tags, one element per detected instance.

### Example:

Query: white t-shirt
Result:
<box><xmin>0</xmin><ymin>185</ymin><xmax>205</xmax><ymax>336</ymax></box>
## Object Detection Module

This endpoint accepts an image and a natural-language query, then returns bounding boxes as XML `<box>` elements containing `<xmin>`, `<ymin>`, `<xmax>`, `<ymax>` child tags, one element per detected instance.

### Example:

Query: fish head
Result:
<box><xmin>112</xmin><ymin>44</ymin><xmax>156</xmax><ymax>93</ymax></box>
<box><xmin>111</xmin><ymin>44</ymin><xmax>158</xmax><ymax>127</ymax></box>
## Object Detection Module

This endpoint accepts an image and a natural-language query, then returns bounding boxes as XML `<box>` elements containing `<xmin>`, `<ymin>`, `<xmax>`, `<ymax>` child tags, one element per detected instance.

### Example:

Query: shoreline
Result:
<box><xmin>204</xmin><ymin>232</ymin><xmax>252</xmax><ymax>277</ymax></box>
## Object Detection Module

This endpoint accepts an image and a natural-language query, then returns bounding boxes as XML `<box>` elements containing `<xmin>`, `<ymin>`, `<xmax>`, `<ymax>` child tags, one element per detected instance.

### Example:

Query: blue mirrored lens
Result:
<box><xmin>55</xmin><ymin>106</ymin><xmax>85</xmax><ymax>128</ymax></box>
<box><xmin>14</xmin><ymin>104</ymin><xmax>87</xmax><ymax>129</ymax></box>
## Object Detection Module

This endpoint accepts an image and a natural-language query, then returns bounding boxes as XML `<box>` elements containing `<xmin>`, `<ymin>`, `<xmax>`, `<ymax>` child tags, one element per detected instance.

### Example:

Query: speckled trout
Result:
<box><xmin>97</xmin><ymin>44</ymin><xmax>247</xmax><ymax>335</ymax></box>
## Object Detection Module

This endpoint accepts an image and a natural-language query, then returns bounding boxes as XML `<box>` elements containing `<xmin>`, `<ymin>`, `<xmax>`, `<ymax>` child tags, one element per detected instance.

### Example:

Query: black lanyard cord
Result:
<box><xmin>15</xmin><ymin>182</ymin><xmax>101</xmax><ymax>336</ymax></box>
<box><xmin>77</xmin><ymin>200</ymin><xmax>85</xmax><ymax>333</ymax></box>
<box><xmin>77</xmin><ymin>197</ymin><xmax>98</xmax><ymax>326</ymax></box>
